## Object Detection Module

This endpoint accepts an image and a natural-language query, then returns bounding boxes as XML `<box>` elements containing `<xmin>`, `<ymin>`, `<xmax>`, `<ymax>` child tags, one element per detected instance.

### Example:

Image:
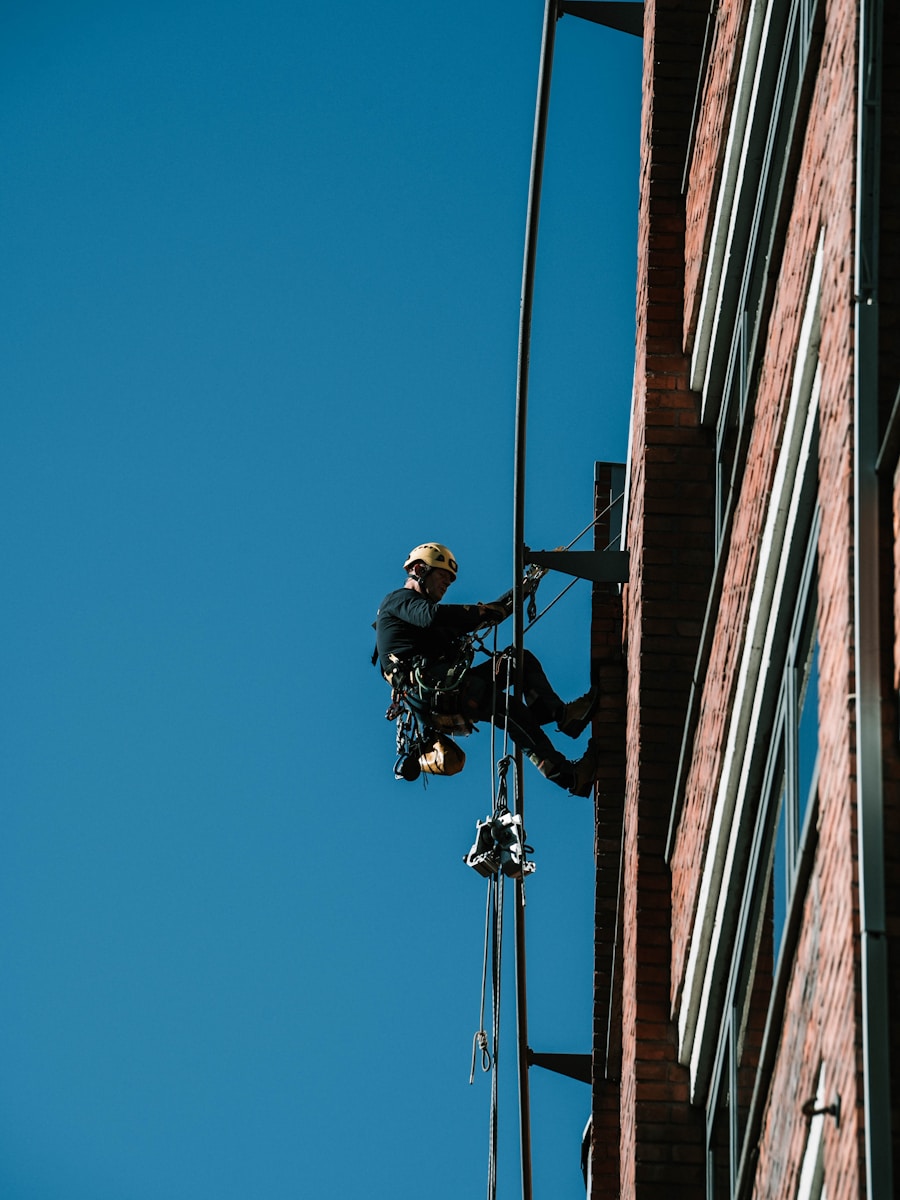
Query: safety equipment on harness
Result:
<box><xmin>392</xmin><ymin>722</ymin><xmax>467</xmax><ymax>780</ymax></box>
<box><xmin>389</xmin><ymin>678</ymin><xmax>470</xmax><ymax>780</ymax></box>
<box><xmin>392</xmin><ymin>705</ymin><xmax>425</xmax><ymax>781</ymax></box>
<box><xmin>480</xmin><ymin>562</ymin><xmax>547</xmax><ymax>626</ymax></box>
<box><xmin>420</xmin><ymin>735</ymin><xmax>466</xmax><ymax>776</ymax></box>
<box><xmin>376</xmin><ymin>563</ymin><xmax>550</xmax><ymax>785</ymax></box>
<box><xmin>403</xmin><ymin>543</ymin><xmax>459</xmax><ymax>579</ymax></box>
<box><xmin>492</xmin><ymin>810</ymin><xmax>534</xmax><ymax>879</ymax></box>
<box><xmin>395</xmin><ymin>747</ymin><xmax>423</xmax><ymax>781</ymax></box>
<box><xmin>464</xmin><ymin>818</ymin><xmax>499</xmax><ymax>876</ymax></box>
<box><xmin>386</xmin><ymin>633</ymin><xmax>477</xmax><ymax>783</ymax></box>
<box><xmin>411</xmin><ymin>642</ymin><xmax>473</xmax><ymax>708</ymax></box>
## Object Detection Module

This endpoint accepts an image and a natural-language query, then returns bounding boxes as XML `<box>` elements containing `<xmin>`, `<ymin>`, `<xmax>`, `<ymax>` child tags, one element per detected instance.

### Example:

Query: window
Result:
<box><xmin>705</xmin><ymin>516</ymin><xmax>820</xmax><ymax>1197</ymax></box>
<box><xmin>704</xmin><ymin>0</ymin><xmax>823</xmax><ymax>544</ymax></box>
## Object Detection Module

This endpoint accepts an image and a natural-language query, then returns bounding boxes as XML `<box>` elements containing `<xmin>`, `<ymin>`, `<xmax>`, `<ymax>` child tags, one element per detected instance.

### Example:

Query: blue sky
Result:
<box><xmin>1</xmin><ymin>3</ymin><xmax>641</xmax><ymax>1196</ymax></box>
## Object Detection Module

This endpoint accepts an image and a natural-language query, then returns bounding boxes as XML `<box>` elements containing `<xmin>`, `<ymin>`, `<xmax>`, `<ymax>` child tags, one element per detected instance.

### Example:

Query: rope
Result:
<box><xmin>488</xmin><ymin>627</ymin><xmax>500</xmax><ymax>808</ymax></box>
<box><xmin>524</xmin><ymin>574</ymin><xmax>579</xmax><ymax>632</ymax></box>
<box><xmin>471</xmin><ymin>538</ymin><xmax>581</xmax><ymax>1196</ymax></box>
<box><xmin>482</xmin><ymin>631</ymin><xmax>515</xmax><ymax>810</ymax></box>
<box><xmin>488</xmin><ymin>871</ymin><xmax>504</xmax><ymax>1200</ymax></box>
<box><xmin>468</xmin><ymin>751</ymin><xmax>518</xmax><ymax>1200</ymax></box>
<box><xmin>470</xmin><ymin>881</ymin><xmax>494</xmax><ymax>1085</ymax></box>
<box><xmin>559</xmin><ymin>489</ymin><xmax>625</xmax><ymax>553</ymax></box>
<box><xmin>497</xmin><ymin>653</ymin><xmax>513</xmax><ymax>763</ymax></box>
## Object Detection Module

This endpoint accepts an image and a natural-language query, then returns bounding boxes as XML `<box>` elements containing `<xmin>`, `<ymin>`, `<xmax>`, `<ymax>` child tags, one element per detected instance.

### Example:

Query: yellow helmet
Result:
<box><xmin>403</xmin><ymin>542</ymin><xmax>459</xmax><ymax>579</ymax></box>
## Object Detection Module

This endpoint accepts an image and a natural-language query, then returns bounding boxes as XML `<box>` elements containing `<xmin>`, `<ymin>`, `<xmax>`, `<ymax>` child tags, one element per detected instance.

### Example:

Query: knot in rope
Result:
<box><xmin>469</xmin><ymin>1029</ymin><xmax>492</xmax><ymax>1084</ymax></box>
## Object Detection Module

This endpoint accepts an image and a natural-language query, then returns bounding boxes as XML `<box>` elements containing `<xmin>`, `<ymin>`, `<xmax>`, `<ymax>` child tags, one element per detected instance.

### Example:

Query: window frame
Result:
<box><xmin>704</xmin><ymin>514</ymin><xmax>821</xmax><ymax>1198</ymax></box>
<box><xmin>695</xmin><ymin>0</ymin><xmax>823</xmax><ymax>547</ymax></box>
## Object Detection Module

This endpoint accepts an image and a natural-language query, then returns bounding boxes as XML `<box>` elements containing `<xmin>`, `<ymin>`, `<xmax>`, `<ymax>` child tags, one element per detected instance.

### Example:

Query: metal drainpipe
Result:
<box><xmin>513</xmin><ymin>3</ymin><xmax>560</xmax><ymax>1197</ymax></box>
<box><xmin>853</xmin><ymin>0</ymin><xmax>893</xmax><ymax>1194</ymax></box>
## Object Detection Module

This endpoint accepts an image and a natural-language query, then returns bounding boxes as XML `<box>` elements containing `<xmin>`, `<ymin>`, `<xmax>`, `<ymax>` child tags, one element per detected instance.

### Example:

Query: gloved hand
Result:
<box><xmin>476</xmin><ymin>602</ymin><xmax>509</xmax><ymax>627</ymax></box>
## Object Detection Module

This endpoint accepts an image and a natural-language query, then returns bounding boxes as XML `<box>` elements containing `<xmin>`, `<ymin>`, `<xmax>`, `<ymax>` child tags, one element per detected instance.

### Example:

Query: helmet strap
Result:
<box><xmin>411</xmin><ymin>564</ymin><xmax>438</xmax><ymax>598</ymax></box>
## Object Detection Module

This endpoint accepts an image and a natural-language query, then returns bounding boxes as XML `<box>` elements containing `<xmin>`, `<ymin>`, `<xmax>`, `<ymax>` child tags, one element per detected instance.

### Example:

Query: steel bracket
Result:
<box><xmin>524</xmin><ymin>547</ymin><xmax>630</xmax><ymax>583</ymax></box>
<box><xmin>527</xmin><ymin>1049</ymin><xmax>592</xmax><ymax>1084</ymax></box>
<box><xmin>559</xmin><ymin>1</ymin><xmax>644</xmax><ymax>37</ymax></box>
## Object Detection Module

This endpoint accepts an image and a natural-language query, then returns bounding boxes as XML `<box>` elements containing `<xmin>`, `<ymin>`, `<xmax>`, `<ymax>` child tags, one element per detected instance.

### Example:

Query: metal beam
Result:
<box><xmin>524</xmin><ymin>547</ymin><xmax>630</xmax><ymax>583</ymax></box>
<box><xmin>559</xmin><ymin>1</ymin><xmax>643</xmax><ymax>37</ymax></box>
<box><xmin>527</xmin><ymin>1050</ymin><xmax>592</xmax><ymax>1084</ymax></box>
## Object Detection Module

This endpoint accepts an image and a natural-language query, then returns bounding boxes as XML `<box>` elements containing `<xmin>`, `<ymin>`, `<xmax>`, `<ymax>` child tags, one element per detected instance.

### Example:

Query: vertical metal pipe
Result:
<box><xmin>514</xmin><ymin>0</ymin><xmax>559</xmax><ymax>633</ymax></box>
<box><xmin>513</xmin><ymin>3</ymin><xmax>560</xmax><ymax>1197</ymax></box>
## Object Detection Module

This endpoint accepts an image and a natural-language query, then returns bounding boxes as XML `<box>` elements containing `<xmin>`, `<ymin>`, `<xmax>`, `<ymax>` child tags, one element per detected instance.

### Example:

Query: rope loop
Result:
<box><xmin>469</xmin><ymin>1029</ymin><xmax>492</xmax><ymax>1084</ymax></box>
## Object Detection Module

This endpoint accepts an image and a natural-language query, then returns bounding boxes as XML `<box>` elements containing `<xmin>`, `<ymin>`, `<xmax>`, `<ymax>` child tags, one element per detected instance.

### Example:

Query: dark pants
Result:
<box><xmin>457</xmin><ymin>650</ymin><xmax>569</xmax><ymax>779</ymax></box>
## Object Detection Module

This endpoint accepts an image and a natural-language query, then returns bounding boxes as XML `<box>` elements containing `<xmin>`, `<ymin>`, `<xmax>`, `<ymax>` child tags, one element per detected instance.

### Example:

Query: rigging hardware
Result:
<box><xmin>464</xmin><ymin>809</ymin><xmax>536</xmax><ymax>881</ymax></box>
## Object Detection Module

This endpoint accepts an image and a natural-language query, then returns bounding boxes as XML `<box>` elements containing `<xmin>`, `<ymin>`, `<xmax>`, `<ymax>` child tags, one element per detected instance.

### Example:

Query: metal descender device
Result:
<box><xmin>464</xmin><ymin>809</ymin><xmax>535</xmax><ymax>881</ymax></box>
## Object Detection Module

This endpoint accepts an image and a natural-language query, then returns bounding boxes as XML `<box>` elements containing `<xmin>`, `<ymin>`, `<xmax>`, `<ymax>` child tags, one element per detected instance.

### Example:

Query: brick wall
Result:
<box><xmin>757</xmin><ymin>1</ymin><xmax>865</xmax><ymax>1191</ymax></box>
<box><xmin>665</xmin><ymin>0</ymin><xmax>899</xmax><ymax>1193</ymax></box>
<box><xmin>617</xmin><ymin>0</ymin><xmax>713</xmax><ymax>1193</ymax></box>
<box><xmin>596</xmin><ymin>0</ymin><xmax>900</xmax><ymax>1190</ymax></box>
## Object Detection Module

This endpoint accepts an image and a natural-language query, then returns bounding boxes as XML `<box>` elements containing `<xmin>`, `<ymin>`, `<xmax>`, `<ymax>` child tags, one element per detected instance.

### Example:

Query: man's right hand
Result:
<box><xmin>476</xmin><ymin>602</ymin><xmax>509</xmax><ymax>627</ymax></box>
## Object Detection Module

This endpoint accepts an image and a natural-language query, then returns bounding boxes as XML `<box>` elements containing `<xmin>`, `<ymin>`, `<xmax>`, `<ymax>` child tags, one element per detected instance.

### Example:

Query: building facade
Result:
<box><xmin>588</xmin><ymin>0</ymin><xmax>900</xmax><ymax>1196</ymax></box>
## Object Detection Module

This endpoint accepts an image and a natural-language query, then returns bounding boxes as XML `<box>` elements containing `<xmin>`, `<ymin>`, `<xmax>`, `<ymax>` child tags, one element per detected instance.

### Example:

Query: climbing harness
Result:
<box><xmin>381</xmin><ymin>565</ymin><xmax>548</xmax><ymax>785</ymax></box>
<box><xmin>387</xmin><ymin>635</ymin><xmax>476</xmax><ymax>782</ymax></box>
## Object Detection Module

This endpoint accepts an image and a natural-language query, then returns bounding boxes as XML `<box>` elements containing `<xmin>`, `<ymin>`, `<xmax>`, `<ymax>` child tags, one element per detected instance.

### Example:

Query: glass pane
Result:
<box><xmin>797</xmin><ymin>634</ymin><xmax>819</xmax><ymax>835</ymax></box>
<box><xmin>772</xmin><ymin>785</ymin><xmax>787</xmax><ymax>966</ymax></box>
<box><xmin>717</xmin><ymin>401</ymin><xmax>739</xmax><ymax>540</ymax></box>
<box><xmin>734</xmin><ymin>850</ymin><xmax>776</xmax><ymax>1164</ymax></box>
<box><xmin>735</xmin><ymin>960</ymin><xmax>767</xmax><ymax>1154</ymax></box>
<box><xmin>709</xmin><ymin>1060</ymin><xmax>732</xmax><ymax>1199</ymax></box>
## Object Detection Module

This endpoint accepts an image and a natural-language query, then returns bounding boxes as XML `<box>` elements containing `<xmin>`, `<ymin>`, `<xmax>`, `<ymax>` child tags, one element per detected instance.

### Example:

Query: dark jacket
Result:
<box><xmin>375</xmin><ymin>587</ymin><xmax>484</xmax><ymax>676</ymax></box>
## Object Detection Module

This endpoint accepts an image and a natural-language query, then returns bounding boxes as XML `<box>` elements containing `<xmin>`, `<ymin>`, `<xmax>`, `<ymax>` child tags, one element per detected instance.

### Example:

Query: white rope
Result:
<box><xmin>470</xmin><ymin>746</ymin><xmax>516</xmax><ymax>1200</ymax></box>
<box><xmin>488</xmin><ymin>873</ymin><xmax>504</xmax><ymax>1200</ymax></box>
<box><xmin>470</xmin><ymin>881</ymin><xmax>494</xmax><ymax>1085</ymax></box>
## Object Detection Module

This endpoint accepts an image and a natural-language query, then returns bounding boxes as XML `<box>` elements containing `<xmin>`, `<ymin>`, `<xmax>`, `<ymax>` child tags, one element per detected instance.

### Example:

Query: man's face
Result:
<box><xmin>425</xmin><ymin>568</ymin><xmax>454</xmax><ymax>601</ymax></box>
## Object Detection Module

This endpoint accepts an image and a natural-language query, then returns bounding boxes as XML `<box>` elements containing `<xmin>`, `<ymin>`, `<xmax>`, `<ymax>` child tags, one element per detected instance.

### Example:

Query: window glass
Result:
<box><xmin>704</xmin><ymin>534</ymin><xmax>818</xmax><ymax>1199</ymax></box>
<box><xmin>735</xmin><ymin>909</ymin><xmax>771</xmax><ymax>1151</ymax></box>
<box><xmin>772</xmin><ymin>780</ymin><xmax>788</xmax><ymax>965</ymax></box>
<box><xmin>797</xmin><ymin>634</ymin><xmax>819</xmax><ymax>834</ymax></box>
<box><xmin>709</xmin><ymin>1052</ymin><xmax>732</xmax><ymax>1199</ymax></box>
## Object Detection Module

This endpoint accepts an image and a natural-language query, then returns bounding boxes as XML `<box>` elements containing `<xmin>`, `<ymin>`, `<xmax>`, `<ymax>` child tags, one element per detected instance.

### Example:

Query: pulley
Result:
<box><xmin>464</xmin><ymin>810</ymin><xmax>535</xmax><ymax>880</ymax></box>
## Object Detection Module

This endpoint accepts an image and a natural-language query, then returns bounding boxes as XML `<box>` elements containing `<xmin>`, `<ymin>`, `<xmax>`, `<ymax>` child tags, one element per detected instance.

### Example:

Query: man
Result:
<box><xmin>375</xmin><ymin>542</ymin><xmax>599</xmax><ymax>796</ymax></box>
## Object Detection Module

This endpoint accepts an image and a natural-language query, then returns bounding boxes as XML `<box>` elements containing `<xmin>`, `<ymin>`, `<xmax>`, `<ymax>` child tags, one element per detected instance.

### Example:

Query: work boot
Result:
<box><xmin>568</xmin><ymin>741</ymin><xmax>600</xmax><ymax>797</ymax></box>
<box><xmin>527</xmin><ymin>750</ymin><xmax>573</xmax><ymax>790</ymax></box>
<box><xmin>556</xmin><ymin>686</ymin><xmax>599</xmax><ymax>739</ymax></box>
